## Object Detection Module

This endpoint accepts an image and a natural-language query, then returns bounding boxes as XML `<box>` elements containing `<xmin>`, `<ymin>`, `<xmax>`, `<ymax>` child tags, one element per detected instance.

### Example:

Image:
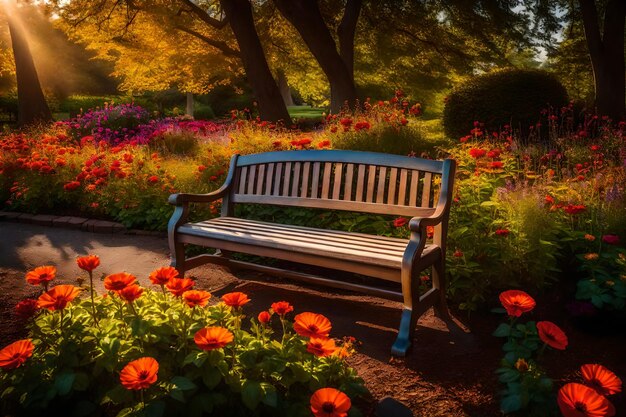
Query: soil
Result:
<box><xmin>1</xmin><ymin>223</ymin><xmax>625</xmax><ymax>417</ymax></box>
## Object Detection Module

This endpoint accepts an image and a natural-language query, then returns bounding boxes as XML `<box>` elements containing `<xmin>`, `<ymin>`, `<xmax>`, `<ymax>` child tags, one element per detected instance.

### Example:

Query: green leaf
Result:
<box><xmin>260</xmin><ymin>383</ymin><xmax>277</xmax><ymax>407</ymax></box>
<box><xmin>493</xmin><ymin>323</ymin><xmax>511</xmax><ymax>337</ymax></box>
<box><xmin>171</xmin><ymin>376</ymin><xmax>197</xmax><ymax>391</ymax></box>
<box><xmin>145</xmin><ymin>401</ymin><xmax>165</xmax><ymax>417</ymax></box>
<box><xmin>501</xmin><ymin>394</ymin><xmax>522</xmax><ymax>413</ymax></box>
<box><xmin>208</xmin><ymin>349</ymin><xmax>225</xmax><ymax>366</ymax></box>
<box><xmin>102</xmin><ymin>385</ymin><xmax>133</xmax><ymax>405</ymax></box>
<box><xmin>73</xmin><ymin>372</ymin><xmax>90</xmax><ymax>391</ymax></box>
<box><xmin>241</xmin><ymin>380</ymin><xmax>262</xmax><ymax>410</ymax></box>
<box><xmin>71</xmin><ymin>400</ymin><xmax>97</xmax><ymax>417</ymax></box>
<box><xmin>55</xmin><ymin>371</ymin><xmax>76</xmax><ymax>396</ymax></box>
<box><xmin>183</xmin><ymin>351</ymin><xmax>207</xmax><ymax>368</ymax></box>
<box><xmin>202</xmin><ymin>367</ymin><xmax>222</xmax><ymax>389</ymax></box>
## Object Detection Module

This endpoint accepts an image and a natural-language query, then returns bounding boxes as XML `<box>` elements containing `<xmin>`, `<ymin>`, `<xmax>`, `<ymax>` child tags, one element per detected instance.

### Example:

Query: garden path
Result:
<box><xmin>0</xmin><ymin>221</ymin><xmax>501</xmax><ymax>416</ymax></box>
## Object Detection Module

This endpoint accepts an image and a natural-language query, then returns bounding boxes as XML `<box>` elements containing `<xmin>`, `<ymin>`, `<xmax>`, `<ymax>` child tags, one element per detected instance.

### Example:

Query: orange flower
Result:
<box><xmin>557</xmin><ymin>382</ymin><xmax>615</xmax><ymax>417</ymax></box>
<box><xmin>104</xmin><ymin>272</ymin><xmax>136</xmax><ymax>292</ymax></box>
<box><xmin>183</xmin><ymin>290</ymin><xmax>212</xmax><ymax>307</ymax></box>
<box><xmin>581</xmin><ymin>364</ymin><xmax>622</xmax><ymax>396</ymax></box>
<box><xmin>258</xmin><ymin>311</ymin><xmax>271</xmax><ymax>324</ymax></box>
<box><xmin>119</xmin><ymin>357</ymin><xmax>159</xmax><ymax>390</ymax></box>
<box><xmin>307</xmin><ymin>337</ymin><xmax>337</xmax><ymax>357</ymax></box>
<box><xmin>294</xmin><ymin>312</ymin><xmax>332</xmax><ymax>339</ymax></box>
<box><xmin>37</xmin><ymin>285</ymin><xmax>81</xmax><ymax>311</ymax></box>
<box><xmin>310</xmin><ymin>388</ymin><xmax>351</xmax><ymax>417</ymax></box>
<box><xmin>0</xmin><ymin>339</ymin><xmax>34</xmax><ymax>370</ymax></box>
<box><xmin>499</xmin><ymin>290</ymin><xmax>536</xmax><ymax>317</ymax></box>
<box><xmin>25</xmin><ymin>265</ymin><xmax>56</xmax><ymax>287</ymax></box>
<box><xmin>149</xmin><ymin>266</ymin><xmax>178</xmax><ymax>286</ymax></box>
<box><xmin>118</xmin><ymin>284</ymin><xmax>143</xmax><ymax>303</ymax></box>
<box><xmin>537</xmin><ymin>321</ymin><xmax>568</xmax><ymax>350</ymax></box>
<box><xmin>221</xmin><ymin>292</ymin><xmax>250</xmax><ymax>308</ymax></box>
<box><xmin>194</xmin><ymin>327</ymin><xmax>234</xmax><ymax>351</ymax></box>
<box><xmin>271</xmin><ymin>301</ymin><xmax>294</xmax><ymax>316</ymax></box>
<box><xmin>166</xmin><ymin>277</ymin><xmax>195</xmax><ymax>297</ymax></box>
<box><xmin>76</xmin><ymin>255</ymin><xmax>100</xmax><ymax>272</ymax></box>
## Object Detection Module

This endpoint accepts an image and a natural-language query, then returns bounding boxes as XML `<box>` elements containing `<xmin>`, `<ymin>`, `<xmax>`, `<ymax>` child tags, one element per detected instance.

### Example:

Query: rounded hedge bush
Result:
<box><xmin>443</xmin><ymin>69</ymin><xmax>569</xmax><ymax>140</ymax></box>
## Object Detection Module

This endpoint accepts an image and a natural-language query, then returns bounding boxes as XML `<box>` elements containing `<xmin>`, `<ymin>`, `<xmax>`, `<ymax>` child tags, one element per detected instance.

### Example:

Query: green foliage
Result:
<box><xmin>0</xmin><ymin>278</ymin><xmax>366</xmax><ymax>416</ymax></box>
<box><xmin>149</xmin><ymin>131</ymin><xmax>200</xmax><ymax>157</ymax></box>
<box><xmin>443</xmin><ymin>69</ymin><xmax>569</xmax><ymax>140</ymax></box>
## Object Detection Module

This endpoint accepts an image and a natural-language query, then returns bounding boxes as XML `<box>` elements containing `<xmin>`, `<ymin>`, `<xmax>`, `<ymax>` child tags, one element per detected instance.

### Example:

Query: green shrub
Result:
<box><xmin>194</xmin><ymin>102</ymin><xmax>216</xmax><ymax>120</ymax></box>
<box><xmin>443</xmin><ymin>69</ymin><xmax>569</xmax><ymax>140</ymax></box>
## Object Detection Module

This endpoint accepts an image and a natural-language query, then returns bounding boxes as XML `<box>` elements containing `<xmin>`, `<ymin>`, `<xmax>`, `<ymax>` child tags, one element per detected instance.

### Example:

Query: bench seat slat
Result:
<box><xmin>178</xmin><ymin>217</ymin><xmax>440</xmax><ymax>269</ymax></box>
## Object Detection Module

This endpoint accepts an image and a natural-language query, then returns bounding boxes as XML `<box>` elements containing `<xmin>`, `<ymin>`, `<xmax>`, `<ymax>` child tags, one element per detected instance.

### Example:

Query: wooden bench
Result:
<box><xmin>167</xmin><ymin>150</ymin><xmax>456</xmax><ymax>356</ymax></box>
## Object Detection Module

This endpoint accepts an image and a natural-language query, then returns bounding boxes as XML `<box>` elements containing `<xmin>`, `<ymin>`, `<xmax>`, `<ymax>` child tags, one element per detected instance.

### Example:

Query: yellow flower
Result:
<box><xmin>605</xmin><ymin>280</ymin><xmax>615</xmax><ymax>287</ymax></box>
<box><xmin>584</xmin><ymin>253</ymin><xmax>599</xmax><ymax>261</ymax></box>
<box><xmin>515</xmin><ymin>358</ymin><xmax>529</xmax><ymax>373</ymax></box>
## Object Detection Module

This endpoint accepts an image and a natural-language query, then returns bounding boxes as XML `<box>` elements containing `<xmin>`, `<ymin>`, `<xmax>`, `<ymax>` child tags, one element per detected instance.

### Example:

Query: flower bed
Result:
<box><xmin>0</xmin><ymin>257</ymin><xmax>367</xmax><ymax>417</ymax></box>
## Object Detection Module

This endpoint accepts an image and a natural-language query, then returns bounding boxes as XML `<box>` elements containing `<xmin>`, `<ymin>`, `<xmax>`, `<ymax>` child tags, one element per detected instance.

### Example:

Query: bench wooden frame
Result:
<box><xmin>167</xmin><ymin>150</ymin><xmax>456</xmax><ymax>356</ymax></box>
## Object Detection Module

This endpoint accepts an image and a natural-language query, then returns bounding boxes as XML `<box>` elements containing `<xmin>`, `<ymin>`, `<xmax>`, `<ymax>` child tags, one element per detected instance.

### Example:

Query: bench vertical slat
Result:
<box><xmin>273</xmin><ymin>163</ymin><xmax>283</xmax><ymax>196</ymax></box>
<box><xmin>264</xmin><ymin>163</ymin><xmax>274</xmax><ymax>196</ymax></box>
<box><xmin>366</xmin><ymin>165</ymin><xmax>377</xmax><ymax>202</ymax></box>
<box><xmin>344</xmin><ymin>163</ymin><xmax>354</xmax><ymax>201</ymax></box>
<box><xmin>332</xmin><ymin>163</ymin><xmax>343</xmax><ymax>199</ymax></box>
<box><xmin>387</xmin><ymin>168</ymin><xmax>398</xmax><ymax>205</ymax></box>
<box><xmin>256</xmin><ymin>164</ymin><xmax>266</xmax><ymax>195</ymax></box>
<box><xmin>421</xmin><ymin>172</ymin><xmax>432</xmax><ymax>207</ymax></box>
<box><xmin>398</xmin><ymin>169</ymin><xmax>408</xmax><ymax>205</ymax></box>
<box><xmin>282</xmin><ymin>162</ymin><xmax>292</xmax><ymax>196</ymax></box>
<box><xmin>355</xmin><ymin>164</ymin><xmax>366</xmax><ymax>201</ymax></box>
<box><xmin>300</xmin><ymin>162</ymin><xmax>310</xmax><ymax>198</ymax></box>
<box><xmin>311</xmin><ymin>162</ymin><xmax>320</xmax><ymax>199</ymax></box>
<box><xmin>238</xmin><ymin>167</ymin><xmax>248</xmax><ymax>194</ymax></box>
<box><xmin>376</xmin><ymin>167</ymin><xmax>387</xmax><ymax>203</ymax></box>
<box><xmin>409</xmin><ymin>170</ymin><xmax>419</xmax><ymax>206</ymax></box>
<box><xmin>247</xmin><ymin>165</ymin><xmax>256</xmax><ymax>194</ymax></box>
<box><xmin>291</xmin><ymin>162</ymin><xmax>301</xmax><ymax>196</ymax></box>
<box><xmin>321</xmin><ymin>163</ymin><xmax>332</xmax><ymax>199</ymax></box>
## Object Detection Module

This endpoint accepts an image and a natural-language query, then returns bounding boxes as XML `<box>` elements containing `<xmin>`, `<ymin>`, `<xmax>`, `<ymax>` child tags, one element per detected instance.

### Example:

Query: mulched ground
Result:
<box><xmin>1</xmin><ymin>266</ymin><xmax>624</xmax><ymax>417</ymax></box>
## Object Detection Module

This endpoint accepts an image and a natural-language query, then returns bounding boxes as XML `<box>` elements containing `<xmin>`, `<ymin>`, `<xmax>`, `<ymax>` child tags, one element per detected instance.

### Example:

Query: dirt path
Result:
<box><xmin>2</xmin><ymin>222</ymin><xmax>624</xmax><ymax>416</ymax></box>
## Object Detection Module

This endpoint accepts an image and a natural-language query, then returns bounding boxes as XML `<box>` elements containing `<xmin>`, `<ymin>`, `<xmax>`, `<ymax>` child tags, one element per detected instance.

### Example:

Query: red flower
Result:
<box><xmin>104</xmin><ymin>272</ymin><xmax>137</xmax><ymax>292</ymax></box>
<box><xmin>495</xmin><ymin>229</ymin><xmax>510</xmax><ymax>236</ymax></box>
<box><xmin>147</xmin><ymin>175</ymin><xmax>159</xmax><ymax>184</ymax></box>
<box><xmin>310</xmin><ymin>388</ymin><xmax>351</xmax><ymax>417</ymax></box>
<box><xmin>183</xmin><ymin>290</ymin><xmax>212</xmax><ymax>307</ymax></box>
<box><xmin>63</xmin><ymin>181</ymin><xmax>81</xmax><ymax>191</ymax></box>
<box><xmin>307</xmin><ymin>337</ymin><xmax>337</xmax><ymax>357</ymax></box>
<box><xmin>339</xmin><ymin>118</ymin><xmax>352</xmax><ymax>127</ymax></box>
<box><xmin>354</xmin><ymin>121</ymin><xmax>371</xmax><ymax>131</ymax></box>
<box><xmin>221</xmin><ymin>292</ymin><xmax>250</xmax><ymax>308</ymax></box>
<box><xmin>453</xmin><ymin>249</ymin><xmax>464</xmax><ymax>258</ymax></box>
<box><xmin>601</xmin><ymin>235</ymin><xmax>620</xmax><ymax>245</ymax></box>
<box><xmin>490</xmin><ymin>161</ymin><xmax>504</xmax><ymax>169</ymax></box>
<box><xmin>197</xmin><ymin>165</ymin><xmax>206</xmax><ymax>172</ymax></box>
<box><xmin>271</xmin><ymin>301</ymin><xmax>294</xmax><ymax>316</ymax></box>
<box><xmin>165</xmin><ymin>277</ymin><xmax>195</xmax><ymax>297</ymax></box>
<box><xmin>37</xmin><ymin>285</ymin><xmax>81</xmax><ymax>311</ymax></box>
<box><xmin>318</xmin><ymin>140</ymin><xmax>331</xmax><ymax>149</ymax></box>
<box><xmin>400</xmin><ymin>118</ymin><xmax>409</xmax><ymax>126</ymax></box>
<box><xmin>258</xmin><ymin>311</ymin><xmax>271</xmax><ymax>324</ymax></box>
<box><xmin>558</xmin><ymin>383</ymin><xmax>615</xmax><ymax>417</ymax></box>
<box><xmin>149</xmin><ymin>266</ymin><xmax>178</xmax><ymax>286</ymax></box>
<box><xmin>194</xmin><ymin>327</ymin><xmax>234</xmax><ymax>351</ymax></box>
<box><xmin>0</xmin><ymin>339</ymin><xmax>34</xmax><ymax>370</ymax></box>
<box><xmin>76</xmin><ymin>255</ymin><xmax>100</xmax><ymax>272</ymax></box>
<box><xmin>537</xmin><ymin>321</ymin><xmax>568</xmax><ymax>350</ymax></box>
<box><xmin>581</xmin><ymin>364</ymin><xmax>622</xmax><ymax>396</ymax></box>
<box><xmin>25</xmin><ymin>266</ymin><xmax>56</xmax><ymax>287</ymax></box>
<box><xmin>499</xmin><ymin>290</ymin><xmax>536</xmax><ymax>317</ymax></box>
<box><xmin>118</xmin><ymin>284</ymin><xmax>143</xmax><ymax>303</ymax></box>
<box><xmin>469</xmin><ymin>148</ymin><xmax>486</xmax><ymax>159</ymax></box>
<box><xmin>120</xmin><ymin>357</ymin><xmax>159</xmax><ymax>390</ymax></box>
<box><xmin>15</xmin><ymin>299</ymin><xmax>39</xmax><ymax>320</ymax></box>
<box><xmin>294</xmin><ymin>312</ymin><xmax>332</xmax><ymax>339</ymax></box>
<box><xmin>545</xmin><ymin>195</ymin><xmax>555</xmax><ymax>205</ymax></box>
<box><xmin>487</xmin><ymin>149</ymin><xmax>501</xmax><ymax>158</ymax></box>
<box><xmin>393</xmin><ymin>217</ymin><xmax>408</xmax><ymax>228</ymax></box>
<box><xmin>563</xmin><ymin>204</ymin><xmax>586</xmax><ymax>215</ymax></box>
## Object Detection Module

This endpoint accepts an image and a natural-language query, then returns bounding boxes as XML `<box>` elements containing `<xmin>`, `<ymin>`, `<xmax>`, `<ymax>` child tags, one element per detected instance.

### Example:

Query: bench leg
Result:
<box><xmin>432</xmin><ymin>257</ymin><xmax>450</xmax><ymax>320</ymax></box>
<box><xmin>391</xmin><ymin>257</ymin><xmax>420</xmax><ymax>357</ymax></box>
<box><xmin>170</xmin><ymin>240</ymin><xmax>186</xmax><ymax>278</ymax></box>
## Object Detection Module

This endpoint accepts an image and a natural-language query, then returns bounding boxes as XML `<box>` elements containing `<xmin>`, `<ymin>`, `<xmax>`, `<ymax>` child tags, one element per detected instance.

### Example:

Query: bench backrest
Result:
<box><xmin>222</xmin><ymin>150</ymin><xmax>455</xmax><ymax>219</ymax></box>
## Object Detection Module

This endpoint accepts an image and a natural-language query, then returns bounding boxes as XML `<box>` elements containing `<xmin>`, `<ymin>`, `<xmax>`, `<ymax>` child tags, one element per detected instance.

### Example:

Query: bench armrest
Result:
<box><xmin>168</xmin><ymin>185</ymin><xmax>230</xmax><ymax>206</ymax></box>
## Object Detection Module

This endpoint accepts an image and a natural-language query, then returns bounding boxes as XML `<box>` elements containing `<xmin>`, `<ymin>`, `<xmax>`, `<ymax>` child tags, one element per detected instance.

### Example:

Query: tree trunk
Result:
<box><xmin>580</xmin><ymin>0</ymin><xmax>625</xmax><ymax>120</ymax></box>
<box><xmin>273</xmin><ymin>0</ymin><xmax>358</xmax><ymax>113</ymax></box>
<box><xmin>7</xmin><ymin>9</ymin><xmax>52</xmax><ymax>127</ymax></box>
<box><xmin>219</xmin><ymin>0</ymin><xmax>292</xmax><ymax>124</ymax></box>
<box><xmin>276</xmin><ymin>70</ymin><xmax>294</xmax><ymax>107</ymax></box>
<box><xmin>185</xmin><ymin>92</ymin><xmax>194</xmax><ymax>117</ymax></box>
<box><xmin>337</xmin><ymin>0</ymin><xmax>362</xmax><ymax>79</ymax></box>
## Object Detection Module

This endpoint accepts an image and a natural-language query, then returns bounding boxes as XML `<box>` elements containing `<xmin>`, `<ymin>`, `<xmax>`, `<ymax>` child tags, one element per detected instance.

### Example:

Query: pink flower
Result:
<box><xmin>602</xmin><ymin>234</ymin><xmax>620</xmax><ymax>245</ymax></box>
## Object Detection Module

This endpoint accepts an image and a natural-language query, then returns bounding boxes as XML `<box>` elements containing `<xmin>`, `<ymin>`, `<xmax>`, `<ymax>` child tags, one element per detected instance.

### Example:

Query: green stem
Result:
<box><xmin>89</xmin><ymin>271</ymin><xmax>100</xmax><ymax>328</ymax></box>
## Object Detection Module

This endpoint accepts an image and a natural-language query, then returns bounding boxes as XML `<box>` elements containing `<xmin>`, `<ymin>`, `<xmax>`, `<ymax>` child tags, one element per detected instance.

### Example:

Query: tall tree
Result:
<box><xmin>5</xmin><ymin>2</ymin><xmax>52</xmax><ymax>126</ymax></box>
<box><xmin>579</xmin><ymin>0</ymin><xmax>625</xmax><ymax>119</ymax></box>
